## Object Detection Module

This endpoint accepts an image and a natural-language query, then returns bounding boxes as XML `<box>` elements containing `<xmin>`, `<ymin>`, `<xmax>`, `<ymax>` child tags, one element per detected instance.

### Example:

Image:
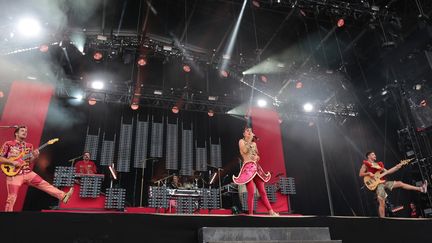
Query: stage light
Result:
<box><xmin>208</xmin><ymin>109</ymin><xmax>215</xmax><ymax>117</ymax></box>
<box><xmin>17</xmin><ymin>17</ymin><xmax>41</xmax><ymax>37</ymax></box>
<box><xmin>39</xmin><ymin>44</ymin><xmax>49</xmax><ymax>53</ymax></box>
<box><xmin>183</xmin><ymin>64</ymin><xmax>191</xmax><ymax>73</ymax></box>
<box><xmin>91</xmin><ymin>80</ymin><xmax>104</xmax><ymax>90</ymax></box>
<box><xmin>137</xmin><ymin>57</ymin><xmax>147</xmax><ymax>66</ymax></box>
<box><xmin>131</xmin><ymin>103</ymin><xmax>139</xmax><ymax>110</ymax></box>
<box><xmin>420</xmin><ymin>99</ymin><xmax>427</xmax><ymax>107</ymax></box>
<box><xmin>252</xmin><ymin>0</ymin><xmax>260</xmax><ymax>8</ymax></box>
<box><xmin>208</xmin><ymin>96</ymin><xmax>218</xmax><ymax>101</ymax></box>
<box><xmin>337</xmin><ymin>18</ymin><xmax>345</xmax><ymax>28</ymax></box>
<box><xmin>295</xmin><ymin>81</ymin><xmax>303</xmax><ymax>89</ymax></box>
<box><xmin>257</xmin><ymin>99</ymin><xmax>267</xmax><ymax>107</ymax></box>
<box><xmin>260</xmin><ymin>75</ymin><xmax>268</xmax><ymax>83</ymax></box>
<box><xmin>172</xmin><ymin>106</ymin><xmax>179</xmax><ymax>114</ymax></box>
<box><xmin>88</xmin><ymin>98</ymin><xmax>97</xmax><ymax>106</ymax></box>
<box><xmin>154</xmin><ymin>90</ymin><xmax>163</xmax><ymax>95</ymax></box>
<box><xmin>381</xmin><ymin>89</ymin><xmax>388</xmax><ymax>96</ymax></box>
<box><xmin>415</xmin><ymin>84</ymin><xmax>422</xmax><ymax>90</ymax></box>
<box><xmin>75</xmin><ymin>94</ymin><xmax>83</xmax><ymax>100</ymax></box>
<box><xmin>303</xmin><ymin>103</ymin><xmax>314</xmax><ymax>112</ymax></box>
<box><xmin>220</xmin><ymin>70</ymin><xmax>229</xmax><ymax>78</ymax></box>
<box><xmin>93</xmin><ymin>51</ymin><xmax>103</xmax><ymax>61</ymax></box>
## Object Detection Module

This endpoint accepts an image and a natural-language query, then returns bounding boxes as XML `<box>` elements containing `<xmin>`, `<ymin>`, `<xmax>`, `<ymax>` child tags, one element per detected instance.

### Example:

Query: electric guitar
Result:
<box><xmin>363</xmin><ymin>158</ymin><xmax>413</xmax><ymax>191</ymax></box>
<box><xmin>0</xmin><ymin>138</ymin><xmax>59</xmax><ymax>176</ymax></box>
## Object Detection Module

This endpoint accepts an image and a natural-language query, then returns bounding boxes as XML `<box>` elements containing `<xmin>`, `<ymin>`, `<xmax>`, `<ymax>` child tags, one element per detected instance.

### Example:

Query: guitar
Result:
<box><xmin>363</xmin><ymin>158</ymin><xmax>413</xmax><ymax>191</ymax></box>
<box><xmin>0</xmin><ymin>138</ymin><xmax>59</xmax><ymax>176</ymax></box>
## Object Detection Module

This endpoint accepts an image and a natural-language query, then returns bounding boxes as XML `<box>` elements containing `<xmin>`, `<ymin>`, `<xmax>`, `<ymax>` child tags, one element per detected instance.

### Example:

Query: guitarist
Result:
<box><xmin>0</xmin><ymin>125</ymin><xmax>73</xmax><ymax>212</ymax></box>
<box><xmin>359</xmin><ymin>151</ymin><xmax>428</xmax><ymax>217</ymax></box>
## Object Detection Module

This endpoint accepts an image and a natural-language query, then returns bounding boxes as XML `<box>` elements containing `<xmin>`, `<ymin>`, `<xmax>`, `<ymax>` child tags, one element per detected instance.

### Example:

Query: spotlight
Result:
<box><xmin>208</xmin><ymin>109</ymin><xmax>215</xmax><ymax>117</ymax></box>
<box><xmin>137</xmin><ymin>57</ymin><xmax>147</xmax><ymax>66</ymax></box>
<box><xmin>91</xmin><ymin>80</ymin><xmax>104</xmax><ymax>90</ymax></box>
<box><xmin>303</xmin><ymin>103</ymin><xmax>314</xmax><ymax>112</ymax></box>
<box><xmin>93</xmin><ymin>51</ymin><xmax>103</xmax><ymax>61</ymax></box>
<box><xmin>208</xmin><ymin>96</ymin><xmax>218</xmax><ymax>101</ymax></box>
<box><xmin>17</xmin><ymin>17</ymin><xmax>41</xmax><ymax>37</ymax></box>
<box><xmin>257</xmin><ymin>99</ymin><xmax>267</xmax><ymax>107</ymax></box>
<box><xmin>39</xmin><ymin>44</ymin><xmax>49</xmax><ymax>53</ymax></box>
<box><xmin>260</xmin><ymin>75</ymin><xmax>268</xmax><ymax>83</ymax></box>
<box><xmin>337</xmin><ymin>18</ymin><xmax>345</xmax><ymax>28</ymax></box>
<box><xmin>131</xmin><ymin>103</ymin><xmax>139</xmax><ymax>110</ymax></box>
<box><xmin>295</xmin><ymin>81</ymin><xmax>303</xmax><ymax>89</ymax></box>
<box><xmin>154</xmin><ymin>90</ymin><xmax>163</xmax><ymax>95</ymax></box>
<box><xmin>88</xmin><ymin>98</ymin><xmax>97</xmax><ymax>106</ymax></box>
<box><xmin>183</xmin><ymin>64</ymin><xmax>191</xmax><ymax>73</ymax></box>
<box><xmin>172</xmin><ymin>106</ymin><xmax>179</xmax><ymax>114</ymax></box>
<box><xmin>381</xmin><ymin>89</ymin><xmax>388</xmax><ymax>96</ymax></box>
<box><xmin>220</xmin><ymin>70</ymin><xmax>229</xmax><ymax>78</ymax></box>
<box><xmin>420</xmin><ymin>99</ymin><xmax>427</xmax><ymax>107</ymax></box>
<box><xmin>75</xmin><ymin>94</ymin><xmax>83</xmax><ymax>100</ymax></box>
<box><xmin>414</xmin><ymin>84</ymin><xmax>422</xmax><ymax>90</ymax></box>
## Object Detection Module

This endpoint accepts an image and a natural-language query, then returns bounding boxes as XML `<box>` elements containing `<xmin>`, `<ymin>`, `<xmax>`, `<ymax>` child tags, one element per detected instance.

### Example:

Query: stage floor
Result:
<box><xmin>1</xmin><ymin>211</ymin><xmax>431</xmax><ymax>243</ymax></box>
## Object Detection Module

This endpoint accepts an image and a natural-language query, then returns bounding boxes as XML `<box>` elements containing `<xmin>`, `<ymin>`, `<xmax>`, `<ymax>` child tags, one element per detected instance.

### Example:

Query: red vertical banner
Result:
<box><xmin>250</xmin><ymin>107</ymin><xmax>289</xmax><ymax>213</ymax></box>
<box><xmin>0</xmin><ymin>81</ymin><xmax>54</xmax><ymax>211</ymax></box>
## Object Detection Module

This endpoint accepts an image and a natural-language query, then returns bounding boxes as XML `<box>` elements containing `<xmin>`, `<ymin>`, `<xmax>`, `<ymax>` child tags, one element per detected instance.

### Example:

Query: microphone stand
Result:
<box><xmin>68</xmin><ymin>155</ymin><xmax>83</xmax><ymax>168</ymax></box>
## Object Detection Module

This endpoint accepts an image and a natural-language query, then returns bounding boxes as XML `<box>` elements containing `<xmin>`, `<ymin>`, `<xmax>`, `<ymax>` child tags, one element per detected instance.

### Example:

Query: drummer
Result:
<box><xmin>169</xmin><ymin>175</ymin><xmax>183</xmax><ymax>189</ymax></box>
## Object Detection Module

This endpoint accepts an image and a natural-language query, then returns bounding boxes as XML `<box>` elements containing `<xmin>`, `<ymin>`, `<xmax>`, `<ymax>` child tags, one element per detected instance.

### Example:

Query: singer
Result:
<box><xmin>232</xmin><ymin>126</ymin><xmax>278</xmax><ymax>216</ymax></box>
<box><xmin>0</xmin><ymin>125</ymin><xmax>73</xmax><ymax>211</ymax></box>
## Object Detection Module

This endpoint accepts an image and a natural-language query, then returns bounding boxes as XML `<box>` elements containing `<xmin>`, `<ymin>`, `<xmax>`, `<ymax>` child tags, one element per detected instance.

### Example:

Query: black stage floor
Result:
<box><xmin>1</xmin><ymin>212</ymin><xmax>431</xmax><ymax>243</ymax></box>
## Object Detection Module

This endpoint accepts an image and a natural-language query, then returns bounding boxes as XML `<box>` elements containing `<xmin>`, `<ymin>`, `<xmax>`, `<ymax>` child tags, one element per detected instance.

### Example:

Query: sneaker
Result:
<box><xmin>62</xmin><ymin>187</ymin><xmax>74</xmax><ymax>203</ymax></box>
<box><xmin>421</xmin><ymin>180</ymin><xmax>428</xmax><ymax>193</ymax></box>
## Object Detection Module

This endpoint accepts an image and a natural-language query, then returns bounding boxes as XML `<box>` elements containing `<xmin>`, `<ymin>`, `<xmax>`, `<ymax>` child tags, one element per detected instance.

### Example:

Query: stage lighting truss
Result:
<box><xmin>265</xmin><ymin>184</ymin><xmax>278</xmax><ymax>203</ymax></box>
<box><xmin>278</xmin><ymin>177</ymin><xmax>297</xmax><ymax>195</ymax></box>
<box><xmin>200</xmin><ymin>188</ymin><xmax>221</xmax><ymax>209</ymax></box>
<box><xmin>177</xmin><ymin>196</ymin><xmax>198</xmax><ymax>214</ymax></box>
<box><xmin>148</xmin><ymin>186</ymin><xmax>170</xmax><ymax>209</ymax></box>
<box><xmin>53</xmin><ymin>166</ymin><xmax>75</xmax><ymax>187</ymax></box>
<box><xmin>78</xmin><ymin>174</ymin><xmax>104</xmax><ymax>198</ymax></box>
<box><xmin>105</xmin><ymin>188</ymin><xmax>126</xmax><ymax>210</ymax></box>
<box><xmin>239</xmin><ymin>192</ymin><xmax>258</xmax><ymax>212</ymax></box>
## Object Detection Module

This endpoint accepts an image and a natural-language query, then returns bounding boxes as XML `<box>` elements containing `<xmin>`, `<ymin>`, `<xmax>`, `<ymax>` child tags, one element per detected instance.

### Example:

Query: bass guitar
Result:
<box><xmin>363</xmin><ymin>158</ymin><xmax>413</xmax><ymax>191</ymax></box>
<box><xmin>0</xmin><ymin>138</ymin><xmax>59</xmax><ymax>176</ymax></box>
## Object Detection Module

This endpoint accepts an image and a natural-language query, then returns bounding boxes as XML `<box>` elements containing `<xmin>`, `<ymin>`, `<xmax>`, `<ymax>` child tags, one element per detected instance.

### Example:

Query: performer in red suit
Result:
<box><xmin>74</xmin><ymin>152</ymin><xmax>97</xmax><ymax>174</ymax></box>
<box><xmin>1</xmin><ymin>125</ymin><xmax>73</xmax><ymax>211</ymax></box>
<box><xmin>359</xmin><ymin>151</ymin><xmax>427</xmax><ymax>218</ymax></box>
<box><xmin>233</xmin><ymin>127</ymin><xmax>278</xmax><ymax>216</ymax></box>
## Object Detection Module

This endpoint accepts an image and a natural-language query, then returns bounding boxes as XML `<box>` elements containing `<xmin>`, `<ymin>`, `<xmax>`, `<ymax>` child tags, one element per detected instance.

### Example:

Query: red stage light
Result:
<box><xmin>220</xmin><ymin>70</ymin><xmax>229</xmax><ymax>78</ymax></box>
<box><xmin>183</xmin><ymin>64</ymin><xmax>191</xmax><ymax>73</ymax></box>
<box><xmin>172</xmin><ymin>106</ymin><xmax>179</xmax><ymax>114</ymax></box>
<box><xmin>88</xmin><ymin>98</ymin><xmax>97</xmax><ymax>105</ymax></box>
<box><xmin>295</xmin><ymin>81</ymin><xmax>303</xmax><ymax>89</ymax></box>
<box><xmin>137</xmin><ymin>57</ymin><xmax>147</xmax><ymax>66</ymax></box>
<box><xmin>131</xmin><ymin>103</ymin><xmax>139</xmax><ymax>110</ymax></box>
<box><xmin>337</xmin><ymin>18</ymin><xmax>345</xmax><ymax>28</ymax></box>
<box><xmin>260</xmin><ymin>75</ymin><xmax>268</xmax><ymax>83</ymax></box>
<box><xmin>39</xmin><ymin>44</ymin><xmax>49</xmax><ymax>53</ymax></box>
<box><xmin>93</xmin><ymin>51</ymin><xmax>103</xmax><ymax>61</ymax></box>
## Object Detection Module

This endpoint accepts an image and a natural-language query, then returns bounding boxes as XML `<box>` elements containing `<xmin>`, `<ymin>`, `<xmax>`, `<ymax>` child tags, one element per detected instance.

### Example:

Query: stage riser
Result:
<box><xmin>199</xmin><ymin>227</ymin><xmax>333</xmax><ymax>243</ymax></box>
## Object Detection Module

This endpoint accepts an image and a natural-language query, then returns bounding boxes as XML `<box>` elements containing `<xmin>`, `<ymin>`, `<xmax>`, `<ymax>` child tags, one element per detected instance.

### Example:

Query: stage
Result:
<box><xmin>1</xmin><ymin>210</ymin><xmax>431</xmax><ymax>243</ymax></box>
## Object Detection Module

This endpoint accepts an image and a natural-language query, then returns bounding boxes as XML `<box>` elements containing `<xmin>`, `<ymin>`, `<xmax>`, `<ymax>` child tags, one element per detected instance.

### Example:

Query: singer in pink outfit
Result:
<box><xmin>0</xmin><ymin>125</ymin><xmax>73</xmax><ymax>211</ymax></box>
<box><xmin>233</xmin><ymin>127</ymin><xmax>278</xmax><ymax>216</ymax></box>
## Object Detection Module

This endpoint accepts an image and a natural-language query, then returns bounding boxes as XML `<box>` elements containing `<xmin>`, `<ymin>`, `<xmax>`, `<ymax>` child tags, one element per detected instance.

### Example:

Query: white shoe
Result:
<box><xmin>62</xmin><ymin>187</ymin><xmax>74</xmax><ymax>203</ymax></box>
